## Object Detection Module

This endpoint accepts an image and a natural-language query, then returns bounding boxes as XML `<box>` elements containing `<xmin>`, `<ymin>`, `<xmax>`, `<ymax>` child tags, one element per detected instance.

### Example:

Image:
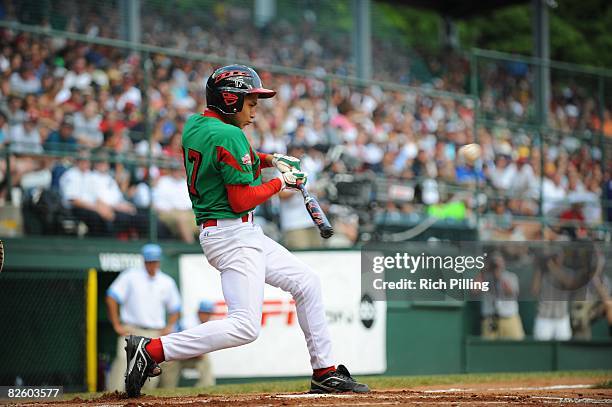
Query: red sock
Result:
<box><xmin>145</xmin><ymin>338</ymin><xmax>165</xmax><ymax>363</ymax></box>
<box><xmin>313</xmin><ymin>366</ymin><xmax>335</xmax><ymax>378</ymax></box>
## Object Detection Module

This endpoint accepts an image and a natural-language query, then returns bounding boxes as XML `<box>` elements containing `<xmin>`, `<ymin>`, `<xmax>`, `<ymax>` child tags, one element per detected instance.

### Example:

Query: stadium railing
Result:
<box><xmin>0</xmin><ymin>20</ymin><xmax>609</xmax><ymax>244</ymax></box>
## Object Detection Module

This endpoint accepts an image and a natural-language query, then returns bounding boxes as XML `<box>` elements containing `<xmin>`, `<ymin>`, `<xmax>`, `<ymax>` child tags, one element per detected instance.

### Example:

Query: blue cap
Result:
<box><xmin>198</xmin><ymin>300</ymin><xmax>215</xmax><ymax>313</ymax></box>
<box><xmin>142</xmin><ymin>243</ymin><xmax>162</xmax><ymax>262</ymax></box>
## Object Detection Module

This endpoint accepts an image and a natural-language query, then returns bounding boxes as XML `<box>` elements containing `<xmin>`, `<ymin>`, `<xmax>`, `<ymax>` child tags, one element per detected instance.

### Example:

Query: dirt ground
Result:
<box><xmin>10</xmin><ymin>377</ymin><xmax>612</xmax><ymax>406</ymax></box>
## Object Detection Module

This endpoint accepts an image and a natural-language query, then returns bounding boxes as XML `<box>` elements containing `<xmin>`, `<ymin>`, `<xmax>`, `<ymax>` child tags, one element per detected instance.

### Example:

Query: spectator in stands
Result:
<box><xmin>152</xmin><ymin>164</ymin><xmax>198</xmax><ymax>243</ymax></box>
<box><xmin>475</xmin><ymin>251</ymin><xmax>524</xmax><ymax>340</ymax></box>
<box><xmin>162</xmin><ymin>131</ymin><xmax>183</xmax><ymax>163</ymax></box>
<box><xmin>5</xmin><ymin>94</ymin><xmax>26</xmax><ymax>127</ymax></box>
<box><xmin>488</xmin><ymin>149</ymin><xmax>516</xmax><ymax>191</ymax></box>
<box><xmin>325</xmin><ymin>205</ymin><xmax>360</xmax><ymax>248</ymax></box>
<box><xmin>88</xmin><ymin>150</ymin><xmax>150</xmax><ymax>238</ymax></box>
<box><xmin>508</xmin><ymin>156</ymin><xmax>538</xmax><ymax>215</ymax></box>
<box><xmin>63</xmin><ymin>57</ymin><xmax>92</xmax><ymax>91</ymax></box>
<box><xmin>559</xmin><ymin>199</ymin><xmax>588</xmax><ymax>240</ymax></box>
<box><xmin>44</xmin><ymin>114</ymin><xmax>78</xmax><ymax>153</ymax></box>
<box><xmin>58</xmin><ymin>149</ymin><xmax>106</xmax><ymax>235</ymax></box>
<box><xmin>3</xmin><ymin>112</ymin><xmax>43</xmax><ymax>202</ymax></box>
<box><xmin>0</xmin><ymin>14</ymin><xmax>608</xmax><ymax>246</ymax></box>
<box><xmin>0</xmin><ymin>111</ymin><xmax>7</xmax><ymax>145</ymax></box>
<box><xmin>135</xmin><ymin>119</ymin><xmax>164</xmax><ymax>157</ymax></box>
<box><xmin>455</xmin><ymin>159</ymin><xmax>484</xmax><ymax>185</ymax></box>
<box><xmin>116</xmin><ymin>75</ymin><xmax>141</xmax><ymax>112</ymax></box>
<box><xmin>541</xmin><ymin>163</ymin><xmax>566</xmax><ymax>215</ymax></box>
<box><xmin>73</xmin><ymin>101</ymin><xmax>103</xmax><ymax>148</ymax></box>
<box><xmin>9</xmin><ymin>65</ymin><xmax>41</xmax><ymax>96</ymax></box>
<box><xmin>278</xmin><ymin>146</ymin><xmax>323</xmax><ymax>249</ymax></box>
<box><xmin>8</xmin><ymin>111</ymin><xmax>42</xmax><ymax>154</ymax></box>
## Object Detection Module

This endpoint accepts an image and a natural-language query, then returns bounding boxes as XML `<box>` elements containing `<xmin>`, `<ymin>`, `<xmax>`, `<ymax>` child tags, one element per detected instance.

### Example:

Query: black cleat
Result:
<box><xmin>310</xmin><ymin>364</ymin><xmax>370</xmax><ymax>393</ymax></box>
<box><xmin>124</xmin><ymin>335</ymin><xmax>161</xmax><ymax>397</ymax></box>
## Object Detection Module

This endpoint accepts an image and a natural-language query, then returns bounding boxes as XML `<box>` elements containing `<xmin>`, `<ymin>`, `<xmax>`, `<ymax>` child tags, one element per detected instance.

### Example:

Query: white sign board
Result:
<box><xmin>179</xmin><ymin>251</ymin><xmax>386</xmax><ymax>378</ymax></box>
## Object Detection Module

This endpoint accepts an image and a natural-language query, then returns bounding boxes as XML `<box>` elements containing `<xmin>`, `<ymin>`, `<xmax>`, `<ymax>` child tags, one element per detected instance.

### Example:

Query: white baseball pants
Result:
<box><xmin>161</xmin><ymin>222</ymin><xmax>334</xmax><ymax>369</ymax></box>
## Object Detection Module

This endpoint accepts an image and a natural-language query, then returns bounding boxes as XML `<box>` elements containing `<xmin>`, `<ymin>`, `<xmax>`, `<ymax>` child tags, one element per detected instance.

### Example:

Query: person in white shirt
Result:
<box><xmin>153</xmin><ymin>165</ymin><xmax>198</xmax><ymax>243</ymax></box>
<box><xmin>8</xmin><ymin>115</ymin><xmax>42</xmax><ymax>154</ymax></box>
<box><xmin>476</xmin><ymin>252</ymin><xmax>525</xmax><ymax>340</ymax></box>
<box><xmin>4</xmin><ymin>114</ymin><xmax>43</xmax><ymax>198</ymax></box>
<box><xmin>541</xmin><ymin>167</ymin><xmax>566</xmax><ymax>215</ymax></box>
<box><xmin>106</xmin><ymin>244</ymin><xmax>181</xmax><ymax>391</ymax></box>
<box><xmin>278</xmin><ymin>146</ymin><xmax>322</xmax><ymax>249</ymax></box>
<box><xmin>509</xmin><ymin>157</ymin><xmax>538</xmax><ymax>199</ymax></box>
<box><xmin>489</xmin><ymin>154</ymin><xmax>517</xmax><ymax>191</ymax></box>
<box><xmin>532</xmin><ymin>242</ymin><xmax>573</xmax><ymax>341</ymax></box>
<box><xmin>508</xmin><ymin>156</ymin><xmax>539</xmax><ymax>215</ymax></box>
<box><xmin>73</xmin><ymin>101</ymin><xmax>103</xmax><ymax>148</ymax></box>
<box><xmin>116</xmin><ymin>76</ymin><xmax>142</xmax><ymax>112</ymax></box>
<box><xmin>89</xmin><ymin>152</ymin><xmax>150</xmax><ymax>238</ymax></box>
<box><xmin>59</xmin><ymin>150</ymin><xmax>110</xmax><ymax>236</ymax></box>
<box><xmin>9</xmin><ymin>66</ymin><xmax>41</xmax><ymax>95</ymax></box>
<box><xmin>62</xmin><ymin>57</ymin><xmax>92</xmax><ymax>90</ymax></box>
<box><xmin>60</xmin><ymin>149</ymin><xmax>151</xmax><ymax>238</ymax></box>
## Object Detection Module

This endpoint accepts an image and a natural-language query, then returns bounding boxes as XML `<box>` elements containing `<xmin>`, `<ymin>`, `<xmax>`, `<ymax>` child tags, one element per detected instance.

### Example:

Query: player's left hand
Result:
<box><xmin>272</xmin><ymin>153</ymin><xmax>301</xmax><ymax>173</ymax></box>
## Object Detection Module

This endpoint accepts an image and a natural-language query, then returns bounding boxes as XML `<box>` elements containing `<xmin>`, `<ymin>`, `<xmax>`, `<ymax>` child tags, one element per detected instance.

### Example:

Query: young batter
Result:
<box><xmin>124</xmin><ymin>65</ymin><xmax>369</xmax><ymax>397</ymax></box>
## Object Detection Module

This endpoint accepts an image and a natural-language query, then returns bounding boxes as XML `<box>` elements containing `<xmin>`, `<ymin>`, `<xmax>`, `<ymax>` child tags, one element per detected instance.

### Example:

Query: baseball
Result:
<box><xmin>458</xmin><ymin>143</ymin><xmax>482</xmax><ymax>163</ymax></box>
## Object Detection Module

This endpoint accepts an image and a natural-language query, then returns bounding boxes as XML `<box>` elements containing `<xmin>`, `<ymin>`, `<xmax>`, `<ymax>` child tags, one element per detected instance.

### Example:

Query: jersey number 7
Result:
<box><xmin>186</xmin><ymin>148</ymin><xmax>203</xmax><ymax>197</ymax></box>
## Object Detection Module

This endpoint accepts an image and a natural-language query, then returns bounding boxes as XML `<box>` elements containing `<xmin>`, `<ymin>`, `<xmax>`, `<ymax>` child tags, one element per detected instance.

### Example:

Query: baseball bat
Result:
<box><xmin>298</xmin><ymin>184</ymin><xmax>334</xmax><ymax>239</ymax></box>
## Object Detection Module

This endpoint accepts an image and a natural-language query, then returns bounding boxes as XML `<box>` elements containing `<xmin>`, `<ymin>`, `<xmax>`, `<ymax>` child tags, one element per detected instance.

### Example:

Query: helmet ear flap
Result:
<box><xmin>205</xmin><ymin>82</ymin><xmax>245</xmax><ymax>114</ymax></box>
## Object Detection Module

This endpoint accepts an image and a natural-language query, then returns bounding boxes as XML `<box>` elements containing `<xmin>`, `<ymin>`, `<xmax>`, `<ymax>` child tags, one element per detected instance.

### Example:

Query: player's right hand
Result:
<box><xmin>279</xmin><ymin>170</ymin><xmax>308</xmax><ymax>190</ymax></box>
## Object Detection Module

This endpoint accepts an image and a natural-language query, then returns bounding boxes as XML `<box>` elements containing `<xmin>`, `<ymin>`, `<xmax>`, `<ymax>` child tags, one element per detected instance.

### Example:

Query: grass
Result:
<box><xmin>66</xmin><ymin>370</ymin><xmax>612</xmax><ymax>400</ymax></box>
<box><xmin>594</xmin><ymin>380</ymin><xmax>612</xmax><ymax>389</ymax></box>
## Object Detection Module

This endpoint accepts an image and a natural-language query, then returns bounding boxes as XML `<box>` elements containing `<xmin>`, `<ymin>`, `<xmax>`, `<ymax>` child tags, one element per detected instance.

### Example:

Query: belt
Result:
<box><xmin>201</xmin><ymin>212</ymin><xmax>253</xmax><ymax>228</ymax></box>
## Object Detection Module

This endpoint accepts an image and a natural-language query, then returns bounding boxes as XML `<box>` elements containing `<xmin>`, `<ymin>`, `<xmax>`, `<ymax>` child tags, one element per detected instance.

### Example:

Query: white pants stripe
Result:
<box><xmin>161</xmin><ymin>223</ymin><xmax>334</xmax><ymax>369</ymax></box>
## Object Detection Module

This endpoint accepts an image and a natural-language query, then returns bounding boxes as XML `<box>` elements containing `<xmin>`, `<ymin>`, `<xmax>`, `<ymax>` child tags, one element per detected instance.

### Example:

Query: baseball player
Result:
<box><xmin>124</xmin><ymin>65</ymin><xmax>369</xmax><ymax>396</ymax></box>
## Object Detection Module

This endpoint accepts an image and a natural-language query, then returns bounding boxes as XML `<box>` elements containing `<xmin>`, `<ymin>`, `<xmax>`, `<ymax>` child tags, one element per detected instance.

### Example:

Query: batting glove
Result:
<box><xmin>278</xmin><ymin>170</ymin><xmax>308</xmax><ymax>190</ymax></box>
<box><xmin>272</xmin><ymin>153</ymin><xmax>301</xmax><ymax>173</ymax></box>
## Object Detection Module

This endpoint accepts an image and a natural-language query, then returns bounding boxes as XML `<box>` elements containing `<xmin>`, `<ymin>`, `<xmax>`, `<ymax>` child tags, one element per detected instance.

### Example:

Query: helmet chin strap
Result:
<box><xmin>209</xmin><ymin>104</ymin><xmax>238</xmax><ymax>116</ymax></box>
<box><xmin>214</xmin><ymin>109</ymin><xmax>241</xmax><ymax>128</ymax></box>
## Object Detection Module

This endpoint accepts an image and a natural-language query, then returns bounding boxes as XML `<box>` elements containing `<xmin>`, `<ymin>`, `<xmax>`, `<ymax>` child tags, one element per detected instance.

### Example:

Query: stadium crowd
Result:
<box><xmin>0</xmin><ymin>2</ymin><xmax>610</xmax><ymax>244</ymax></box>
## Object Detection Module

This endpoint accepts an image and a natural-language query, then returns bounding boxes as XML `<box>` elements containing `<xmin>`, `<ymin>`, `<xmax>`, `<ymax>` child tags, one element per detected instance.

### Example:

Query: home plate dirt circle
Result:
<box><xmin>23</xmin><ymin>381</ymin><xmax>612</xmax><ymax>407</ymax></box>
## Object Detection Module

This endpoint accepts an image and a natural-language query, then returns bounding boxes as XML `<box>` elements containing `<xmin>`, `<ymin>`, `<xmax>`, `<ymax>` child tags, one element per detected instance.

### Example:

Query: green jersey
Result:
<box><xmin>182</xmin><ymin>112</ymin><xmax>263</xmax><ymax>224</ymax></box>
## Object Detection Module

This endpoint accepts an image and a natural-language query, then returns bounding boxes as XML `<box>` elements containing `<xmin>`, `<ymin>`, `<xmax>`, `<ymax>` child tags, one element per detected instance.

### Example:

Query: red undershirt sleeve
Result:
<box><xmin>257</xmin><ymin>152</ymin><xmax>274</xmax><ymax>168</ymax></box>
<box><xmin>226</xmin><ymin>178</ymin><xmax>282</xmax><ymax>213</ymax></box>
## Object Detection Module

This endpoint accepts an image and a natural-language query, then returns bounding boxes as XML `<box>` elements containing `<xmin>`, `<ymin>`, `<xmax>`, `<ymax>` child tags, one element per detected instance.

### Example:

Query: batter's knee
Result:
<box><xmin>230</xmin><ymin>313</ymin><xmax>261</xmax><ymax>345</ymax></box>
<box><xmin>295</xmin><ymin>268</ymin><xmax>322</xmax><ymax>299</ymax></box>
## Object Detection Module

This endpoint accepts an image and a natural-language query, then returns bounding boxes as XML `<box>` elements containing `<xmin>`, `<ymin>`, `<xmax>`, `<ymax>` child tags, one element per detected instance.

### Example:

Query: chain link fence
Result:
<box><xmin>0</xmin><ymin>269</ymin><xmax>87</xmax><ymax>390</ymax></box>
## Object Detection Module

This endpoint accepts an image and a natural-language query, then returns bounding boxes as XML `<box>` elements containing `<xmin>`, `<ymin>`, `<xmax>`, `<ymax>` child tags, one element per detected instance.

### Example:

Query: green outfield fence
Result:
<box><xmin>2</xmin><ymin>239</ymin><xmax>611</xmax><ymax>390</ymax></box>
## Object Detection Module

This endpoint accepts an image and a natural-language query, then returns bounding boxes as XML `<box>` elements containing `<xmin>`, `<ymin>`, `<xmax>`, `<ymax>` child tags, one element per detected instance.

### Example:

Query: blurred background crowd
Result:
<box><xmin>0</xmin><ymin>0</ymin><xmax>610</xmax><ymax>247</ymax></box>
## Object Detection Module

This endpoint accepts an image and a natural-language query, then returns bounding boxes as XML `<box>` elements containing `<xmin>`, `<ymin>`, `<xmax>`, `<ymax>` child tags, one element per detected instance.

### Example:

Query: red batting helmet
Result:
<box><xmin>205</xmin><ymin>65</ymin><xmax>276</xmax><ymax>114</ymax></box>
